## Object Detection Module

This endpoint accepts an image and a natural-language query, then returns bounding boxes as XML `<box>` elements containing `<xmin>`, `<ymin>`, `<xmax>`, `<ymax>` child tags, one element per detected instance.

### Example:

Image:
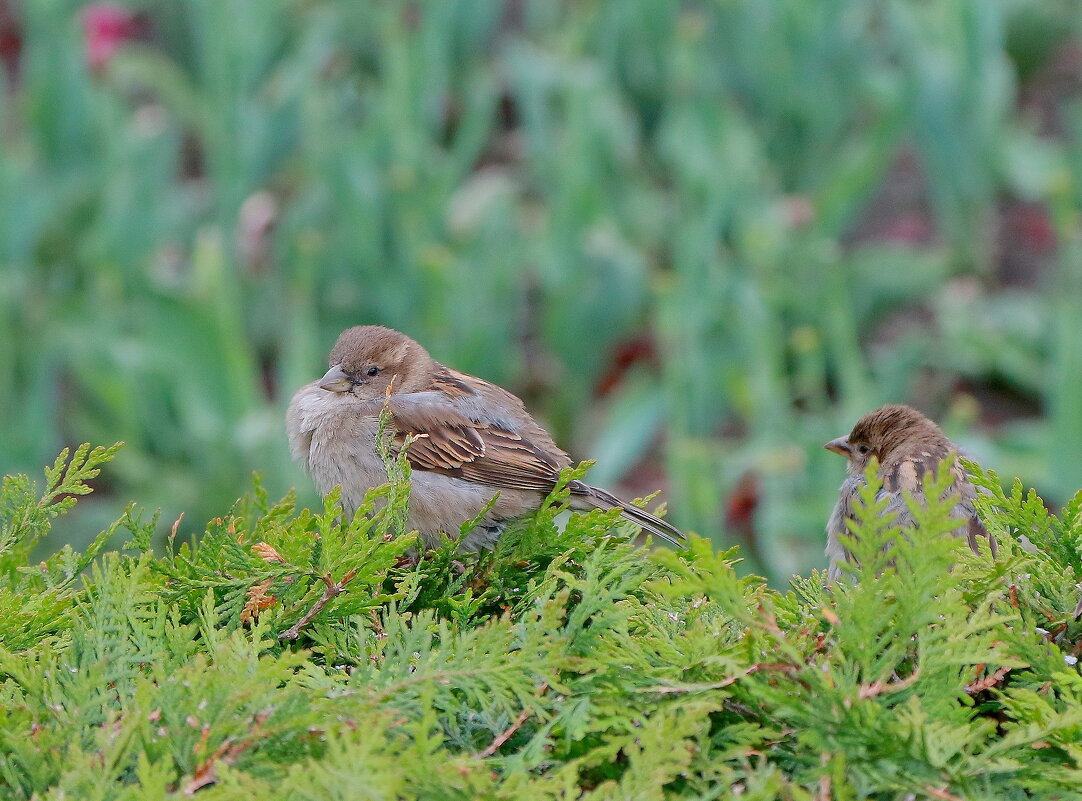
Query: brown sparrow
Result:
<box><xmin>287</xmin><ymin>326</ymin><xmax>683</xmax><ymax>551</ymax></box>
<box><xmin>824</xmin><ymin>404</ymin><xmax>993</xmax><ymax>579</ymax></box>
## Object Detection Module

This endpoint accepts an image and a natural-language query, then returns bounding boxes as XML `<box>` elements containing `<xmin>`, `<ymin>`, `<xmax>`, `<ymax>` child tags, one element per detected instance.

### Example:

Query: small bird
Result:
<box><xmin>823</xmin><ymin>404</ymin><xmax>993</xmax><ymax>579</ymax></box>
<box><xmin>287</xmin><ymin>325</ymin><xmax>683</xmax><ymax>551</ymax></box>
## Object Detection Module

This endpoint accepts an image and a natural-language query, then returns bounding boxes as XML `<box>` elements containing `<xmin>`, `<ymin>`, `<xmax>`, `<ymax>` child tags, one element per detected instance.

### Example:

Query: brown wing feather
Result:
<box><xmin>883</xmin><ymin>452</ymin><xmax>934</xmax><ymax>495</ymax></box>
<box><xmin>382</xmin><ymin>372</ymin><xmax>681</xmax><ymax>542</ymax></box>
<box><xmin>403</xmin><ymin>425</ymin><xmax>485</xmax><ymax>470</ymax></box>
<box><xmin>880</xmin><ymin>452</ymin><xmax>994</xmax><ymax>556</ymax></box>
<box><xmin>457</xmin><ymin>427</ymin><xmax>565</xmax><ymax>491</ymax></box>
<box><xmin>430</xmin><ymin>369</ymin><xmax>477</xmax><ymax>399</ymax></box>
<box><xmin>384</xmin><ymin>389</ymin><xmax>568</xmax><ymax>493</ymax></box>
<box><xmin>950</xmin><ymin>460</ymin><xmax>996</xmax><ymax>556</ymax></box>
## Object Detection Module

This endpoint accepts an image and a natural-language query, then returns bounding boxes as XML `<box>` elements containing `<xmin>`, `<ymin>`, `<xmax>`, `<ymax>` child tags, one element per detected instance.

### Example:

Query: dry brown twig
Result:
<box><xmin>856</xmin><ymin>668</ymin><xmax>922</xmax><ymax>701</ymax></box>
<box><xmin>926</xmin><ymin>785</ymin><xmax>964</xmax><ymax>801</ymax></box>
<box><xmin>279</xmin><ymin>568</ymin><xmax>359</xmax><ymax>641</ymax></box>
<box><xmin>182</xmin><ymin>711</ymin><xmax>270</xmax><ymax>795</ymax></box>
<box><xmin>475</xmin><ymin>683</ymin><xmax>550</xmax><ymax>759</ymax></box>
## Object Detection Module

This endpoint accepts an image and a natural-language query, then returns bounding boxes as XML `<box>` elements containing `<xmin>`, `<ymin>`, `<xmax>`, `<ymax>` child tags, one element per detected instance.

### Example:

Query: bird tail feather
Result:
<box><xmin>572</xmin><ymin>483</ymin><xmax>684</xmax><ymax>546</ymax></box>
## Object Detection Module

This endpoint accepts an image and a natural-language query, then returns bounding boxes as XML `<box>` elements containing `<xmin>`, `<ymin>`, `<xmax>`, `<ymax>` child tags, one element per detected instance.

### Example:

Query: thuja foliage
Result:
<box><xmin>1</xmin><ymin>445</ymin><xmax>1081</xmax><ymax>800</ymax></box>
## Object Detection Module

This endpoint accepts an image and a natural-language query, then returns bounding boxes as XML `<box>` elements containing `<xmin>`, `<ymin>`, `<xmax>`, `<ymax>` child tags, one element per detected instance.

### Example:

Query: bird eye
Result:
<box><xmin>366</xmin><ymin>366</ymin><xmax>379</xmax><ymax>377</ymax></box>
<box><xmin>858</xmin><ymin>445</ymin><xmax>870</xmax><ymax>455</ymax></box>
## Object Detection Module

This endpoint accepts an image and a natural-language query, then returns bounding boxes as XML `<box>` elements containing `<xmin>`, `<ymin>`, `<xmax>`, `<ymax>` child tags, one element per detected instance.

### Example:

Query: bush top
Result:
<box><xmin>0</xmin><ymin>444</ymin><xmax>1080</xmax><ymax>799</ymax></box>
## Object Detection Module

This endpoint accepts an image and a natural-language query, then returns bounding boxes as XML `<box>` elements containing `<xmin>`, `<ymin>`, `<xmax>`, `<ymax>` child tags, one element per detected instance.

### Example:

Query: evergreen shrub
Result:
<box><xmin>0</xmin><ymin>443</ymin><xmax>1080</xmax><ymax>799</ymax></box>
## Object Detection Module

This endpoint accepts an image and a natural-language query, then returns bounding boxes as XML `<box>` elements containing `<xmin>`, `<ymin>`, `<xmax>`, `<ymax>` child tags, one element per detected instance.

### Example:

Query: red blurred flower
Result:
<box><xmin>595</xmin><ymin>336</ymin><xmax>658</xmax><ymax>397</ymax></box>
<box><xmin>0</xmin><ymin>0</ymin><xmax>20</xmax><ymax>82</ymax></box>
<box><xmin>724</xmin><ymin>470</ymin><xmax>765</xmax><ymax>570</ymax></box>
<box><xmin>82</xmin><ymin>3</ymin><xmax>139</xmax><ymax>72</ymax></box>
<box><xmin>880</xmin><ymin>213</ymin><xmax>934</xmax><ymax>245</ymax></box>
<box><xmin>724</xmin><ymin>471</ymin><xmax>760</xmax><ymax>533</ymax></box>
<box><xmin>1011</xmin><ymin>203</ymin><xmax>1057</xmax><ymax>254</ymax></box>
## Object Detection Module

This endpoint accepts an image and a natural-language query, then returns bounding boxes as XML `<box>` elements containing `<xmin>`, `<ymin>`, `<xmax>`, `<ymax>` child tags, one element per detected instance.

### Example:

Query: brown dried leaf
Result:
<box><xmin>965</xmin><ymin>665</ymin><xmax>1011</xmax><ymax>695</ymax></box>
<box><xmin>252</xmin><ymin>542</ymin><xmax>286</xmax><ymax>564</ymax></box>
<box><xmin>241</xmin><ymin>578</ymin><xmax>276</xmax><ymax>625</ymax></box>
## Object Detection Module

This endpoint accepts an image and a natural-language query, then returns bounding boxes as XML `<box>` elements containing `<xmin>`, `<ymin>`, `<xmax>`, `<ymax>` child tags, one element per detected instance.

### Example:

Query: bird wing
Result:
<box><xmin>950</xmin><ymin>461</ymin><xmax>995</xmax><ymax>555</ymax></box>
<box><xmin>880</xmin><ymin>452</ymin><xmax>994</xmax><ymax>555</ymax></box>
<box><xmin>384</xmin><ymin>373</ymin><xmax>682</xmax><ymax>543</ymax></box>
<box><xmin>383</xmin><ymin>385</ymin><xmax>570</xmax><ymax>493</ymax></box>
<box><xmin>878</xmin><ymin>455</ymin><xmax>930</xmax><ymax>530</ymax></box>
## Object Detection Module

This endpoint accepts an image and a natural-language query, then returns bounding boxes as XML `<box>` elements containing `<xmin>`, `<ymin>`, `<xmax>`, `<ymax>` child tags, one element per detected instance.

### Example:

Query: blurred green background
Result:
<box><xmin>2</xmin><ymin>0</ymin><xmax>1081</xmax><ymax>580</ymax></box>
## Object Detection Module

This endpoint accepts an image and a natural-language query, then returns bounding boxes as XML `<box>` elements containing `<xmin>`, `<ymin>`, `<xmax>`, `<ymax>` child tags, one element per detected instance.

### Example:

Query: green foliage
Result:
<box><xmin>0</xmin><ymin>443</ymin><xmax>122</xmax><ymax>570</ymax></box>
<box><xmin>0</xmin><ymin>443</ymin><xmax>123</xmax><ymax>653</ymax></box>
<box><xmin>1</xmin><ymin>447</ymin><xmax>1081</xmax><ymax>798</ymax></box>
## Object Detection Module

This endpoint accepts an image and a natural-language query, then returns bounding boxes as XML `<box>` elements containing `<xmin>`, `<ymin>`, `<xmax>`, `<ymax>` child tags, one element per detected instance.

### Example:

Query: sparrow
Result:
<box><xmin>286</xmin><ymin>325</ymin><xmax>683</xmax><ymax>551</ymax></box>
<box><xmin>823</xmin><ymin>404</ymin><xmax>994</xmax><ymax>580</ymax></box>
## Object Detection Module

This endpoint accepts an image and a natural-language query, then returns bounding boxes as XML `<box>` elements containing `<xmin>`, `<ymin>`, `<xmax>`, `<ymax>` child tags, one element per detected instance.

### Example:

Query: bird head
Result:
<box><xmin>317</xmin><ymin>325</ymin><xmax>436</xmax><ymax>399</ymax></box>
<box><xmin>825</xmin><ymin>404</ymin><xmax>946</xmax><ymax>474</ymax></box>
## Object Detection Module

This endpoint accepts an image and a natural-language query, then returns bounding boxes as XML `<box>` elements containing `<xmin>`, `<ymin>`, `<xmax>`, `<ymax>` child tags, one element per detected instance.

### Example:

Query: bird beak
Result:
<box><xmin>824</xmin><ymin>436</ymin><xmax>852</xmax><ymax>457</ymax></box>
<box><xmin>318</xmin><ymin>364</ymin><xmax>353</xmax><ymax>393</ymax></box>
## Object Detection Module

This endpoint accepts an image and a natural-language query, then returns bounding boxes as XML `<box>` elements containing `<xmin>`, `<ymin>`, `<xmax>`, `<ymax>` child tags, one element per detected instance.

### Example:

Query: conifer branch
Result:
<box><xmin>279</xmin><ymin>568</ymin><xmax>358</xmax><ymax>641</ymax></box>
<box><xmin>475</xmin><ymin>683</ymin><xmax>549</xmax><ymax>759</ymax></box>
